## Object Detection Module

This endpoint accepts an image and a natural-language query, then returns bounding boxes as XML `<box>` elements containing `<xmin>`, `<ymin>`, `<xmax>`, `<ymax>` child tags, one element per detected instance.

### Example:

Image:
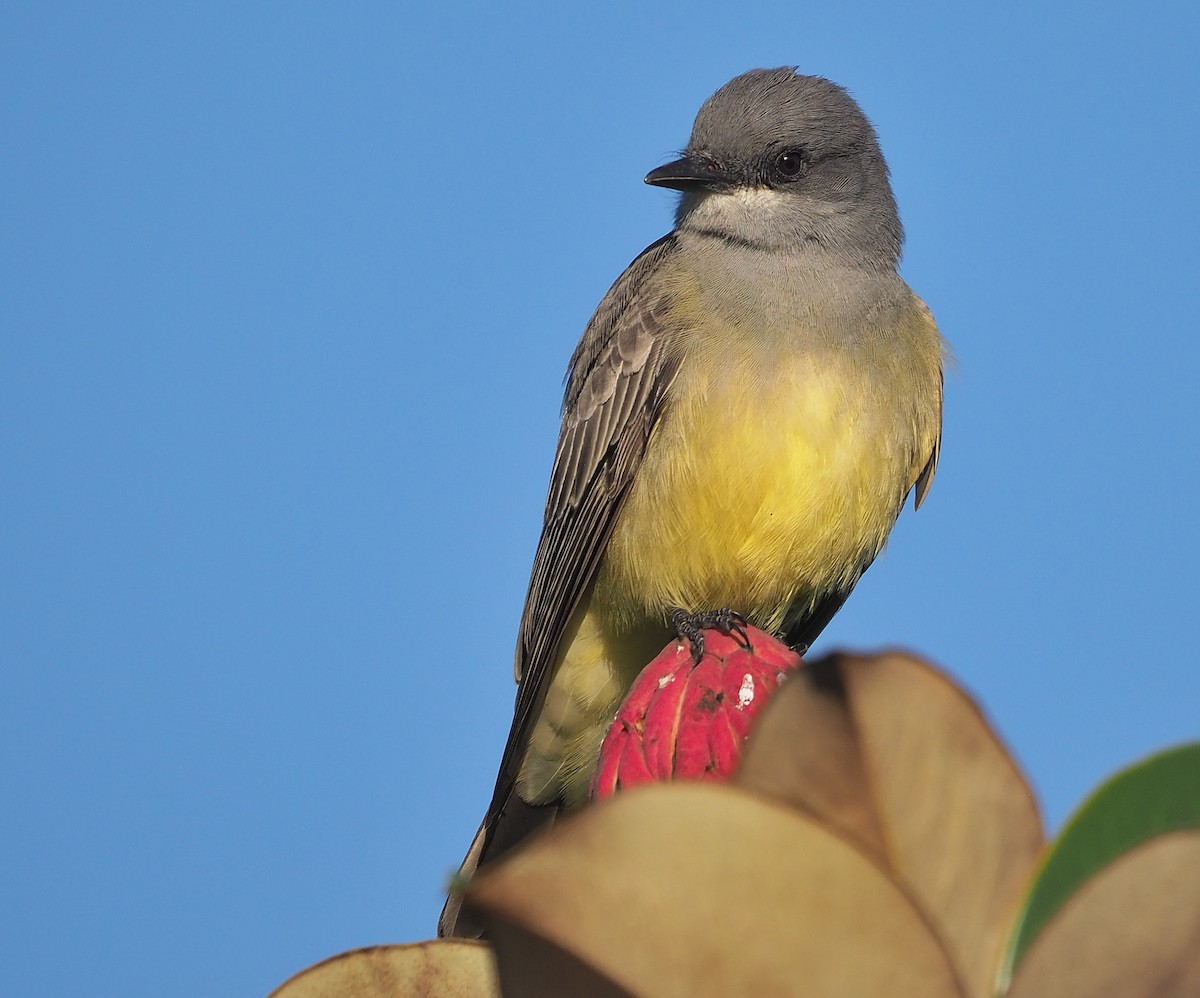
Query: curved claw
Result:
<box><xmin>669</xmin><ymin>606</ymin><xmax>752</xmax><ymax>662</ymax></box>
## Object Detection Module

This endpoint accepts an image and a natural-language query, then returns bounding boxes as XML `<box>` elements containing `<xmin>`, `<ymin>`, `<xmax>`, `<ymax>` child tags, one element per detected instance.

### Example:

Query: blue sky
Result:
<box><xmin>3</xmin><ymin>3</ymin><xmax>1198</xmax><ymax>994</ymax></box>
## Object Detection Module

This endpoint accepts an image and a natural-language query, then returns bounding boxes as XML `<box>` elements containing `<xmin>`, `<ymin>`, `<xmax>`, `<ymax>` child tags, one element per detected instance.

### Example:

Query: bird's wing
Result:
<box><xmin>441</xmin><ymin>233</ymin><xmax>686</xmax><ymax>935</ymax></box>
<box><xmin>494</xmin><ymin>232</ymin><xmax>683</xmax><ymax>814</ymax></box>
<box><xmin>912</xmin><ymin>297</ymin><xmax>944</xmax><ymax>510</ymax></box>
<box><xmin>439</xmin><ymin>234</ymin><xmax>684</xmax><ymax>937</ymax></box>
<box><xmin>913</xmin><ymin>369</ymin><xmax>942</xmax><ymax>509</ymax></box>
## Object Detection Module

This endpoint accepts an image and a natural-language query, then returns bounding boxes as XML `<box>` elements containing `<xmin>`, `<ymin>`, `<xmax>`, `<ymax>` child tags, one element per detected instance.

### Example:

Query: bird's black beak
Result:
<box><xmin>644</xmin><ymin>155</ymin><xmax>736</xmax><ymax>193</ymax></box>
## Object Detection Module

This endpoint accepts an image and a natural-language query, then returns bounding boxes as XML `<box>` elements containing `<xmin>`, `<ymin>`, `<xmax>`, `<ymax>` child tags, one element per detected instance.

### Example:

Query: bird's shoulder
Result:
<box><xmin>562</xmin><ymin>232</ymin><xmax>682</xmax><ymax>415</ymax></box>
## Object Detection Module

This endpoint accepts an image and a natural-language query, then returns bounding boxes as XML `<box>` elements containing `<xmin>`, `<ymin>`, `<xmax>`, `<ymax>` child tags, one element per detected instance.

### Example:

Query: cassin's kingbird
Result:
<box><xmin>441</xmin><ymin>67</ymin><xmax>945</xmax><ymax>936</ymax></box>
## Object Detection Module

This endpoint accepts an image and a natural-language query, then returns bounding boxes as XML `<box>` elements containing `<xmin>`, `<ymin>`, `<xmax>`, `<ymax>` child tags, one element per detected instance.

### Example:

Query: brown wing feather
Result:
<box><xmin>492</xmin><ymin>235</ymin><xmax>681</xmax><ymax>808</ymax></box>
<box><xmin>441</xmin><ymin>236</ymin><xmax>684</xmax><ymax>935</ymax></box>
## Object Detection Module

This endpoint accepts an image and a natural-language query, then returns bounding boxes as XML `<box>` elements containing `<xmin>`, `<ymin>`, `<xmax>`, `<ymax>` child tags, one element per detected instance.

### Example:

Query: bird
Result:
<box><xmin>440</xmin><ymin>66</ymin><xmax>945</xmax><ymax>936</ymax></box>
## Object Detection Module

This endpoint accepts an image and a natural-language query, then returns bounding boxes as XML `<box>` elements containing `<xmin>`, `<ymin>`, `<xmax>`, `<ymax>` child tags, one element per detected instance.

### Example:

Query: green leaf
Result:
<box><xmin>1006</xmin><ymin>830</ymin><xmax>1200</xmax><ymax>997</ymax></box>
<box><xmin>998</xmin><ymin>742</ymin><xmax>1200</xmax><ymax>991</ymax></box>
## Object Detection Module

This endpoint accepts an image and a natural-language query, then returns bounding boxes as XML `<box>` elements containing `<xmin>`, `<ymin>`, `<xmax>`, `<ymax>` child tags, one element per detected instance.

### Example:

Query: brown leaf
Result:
<box><xmin>465</xmin><ymin>783</ymin><xmax>966</xmax><ymax>998</ymax></box>
<box><xmin>736</xmin><ymin>651</ymin><xmax>1045</xmax><ymax>998</ymax></box>
<box><xmin>484</xmin><ymin>920</ymin><xmax>635</xmax><ymax>997</ymax></box>
<box><xmin>736</xmin><ymin>659</ymin><xmax>886</xmax><ymax>860</ymax></box>
<box><xmin>1008</xmin><ymin>831</ymin><xmax>1200</xmax><ymax>998</ymax></box>
<box><xmin>267</xmin><ymin>940</ymin><xmax>500</xmax><ymax>998</ymax></box>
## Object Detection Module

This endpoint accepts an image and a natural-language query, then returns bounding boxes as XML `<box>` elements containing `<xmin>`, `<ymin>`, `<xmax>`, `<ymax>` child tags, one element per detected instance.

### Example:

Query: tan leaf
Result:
<box><xmin>484</xmin><ymin>920</ymin><xmax>635</xmax><ymax>997</ymax></box>
<box><xmin>267</xmin><ymin>940</ymin><xmax>499</xmax><ymax>998</ymax></box>
<box><xmin>736</xmin><ymin>659</ymin><xmax>886</xmax><ymax>861</ymax></box>
<box><xmin>465</xmin><ymin>782</ymin><xmax>966</xmax><ymax>998</ymax></box>
<box><xmin>1008</xmin><ymin>831</ymin><xmax>1200</xmax><ymax>998</ymax></box>
<box><xmin>736</xmin><ymin>651</ymin><xmax>1045</xmax><ymax>998</ymax></box>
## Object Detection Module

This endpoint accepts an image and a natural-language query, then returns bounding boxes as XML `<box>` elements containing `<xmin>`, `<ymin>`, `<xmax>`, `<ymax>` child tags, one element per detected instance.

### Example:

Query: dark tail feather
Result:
<box><xmin>438</xmin><ymin>789</ymin><xmax>561</xmax><ymax>938</ymax></box>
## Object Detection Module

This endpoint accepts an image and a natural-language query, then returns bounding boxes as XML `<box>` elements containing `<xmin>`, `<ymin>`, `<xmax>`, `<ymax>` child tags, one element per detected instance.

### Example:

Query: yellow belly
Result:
<box><xmin>594</xmin><ymin>345</ymin><xmax>922</xmax><ymax>633</ymax></box>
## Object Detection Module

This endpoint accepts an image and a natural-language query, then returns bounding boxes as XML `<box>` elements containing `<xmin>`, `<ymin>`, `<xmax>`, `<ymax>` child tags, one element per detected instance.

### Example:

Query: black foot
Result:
<box><xmin>670</xmin><ymin>607</ymin><xmax>751</xmax><ymax>661</ymax></box>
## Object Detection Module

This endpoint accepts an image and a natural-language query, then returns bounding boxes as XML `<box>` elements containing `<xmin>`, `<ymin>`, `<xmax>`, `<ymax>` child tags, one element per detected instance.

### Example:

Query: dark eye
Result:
<box><xmin>774</xmin><ymin>148</ymin><xmax>807</xmax><ymax>180</ymax></box>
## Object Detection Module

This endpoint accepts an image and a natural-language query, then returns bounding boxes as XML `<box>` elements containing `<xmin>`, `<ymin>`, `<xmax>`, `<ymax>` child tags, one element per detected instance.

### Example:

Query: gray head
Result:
<box><xmin>646</xmin><ymin>68</ymin><xmax>901</xmax><ymax>267</ymax></box>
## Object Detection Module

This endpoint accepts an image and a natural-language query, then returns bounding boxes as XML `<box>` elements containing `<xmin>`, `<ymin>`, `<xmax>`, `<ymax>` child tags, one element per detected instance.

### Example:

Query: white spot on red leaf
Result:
<box><xmin>737</xmin><ymin>673</ymin><xmax>755</xmax><ymax>709</ymax></box>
